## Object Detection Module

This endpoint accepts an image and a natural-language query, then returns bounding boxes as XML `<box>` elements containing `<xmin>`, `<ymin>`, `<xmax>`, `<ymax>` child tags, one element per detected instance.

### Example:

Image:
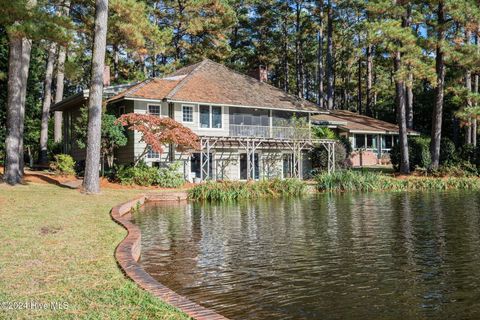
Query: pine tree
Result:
<box><xmin>54</xmin><ymin>0</ymin><xmax>71</xmax><ymax>143</ymax></box>
<box><xmin>83</xmin><ymin>0</ymin><xmax>109</xmax><ymax>194</ymax></box>
<box><xmin>369</xmin><ymin>0</ymin><xmax>435</xmax><ymax>174</ymax></box>
<box><xmin>38</xmin><ymin>41</ymin><xmax>56</xmax><ymax>164</ymax></box>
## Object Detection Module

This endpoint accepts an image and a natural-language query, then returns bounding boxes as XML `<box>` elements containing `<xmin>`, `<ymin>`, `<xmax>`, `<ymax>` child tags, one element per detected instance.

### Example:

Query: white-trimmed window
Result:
<box><xmin>182</xmin><ymin>105</ymin><xmax>194</xmax><ymax>123</ymax></box>
<box><xmin>200</xmin><ymin>105</ymin><xmax>222</xmax><ymax>128</ymax></box>
<box><xmin>148</xmin><ymin>104</ymin><xmax>161</xmax><ymax>116</ymax></box>
<box><xmin>147</xmin><ymin>146</ymin><xmax>160</xmax><ymax>159</ymax></box>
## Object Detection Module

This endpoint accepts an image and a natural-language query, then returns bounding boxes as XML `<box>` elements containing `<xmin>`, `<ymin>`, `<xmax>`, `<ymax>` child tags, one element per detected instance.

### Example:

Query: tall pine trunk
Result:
<box><xmin>465</xmin><ymin>28</ymin><xmax>473</xmax><ymax>145</ymax></box>
<box><xmin>281</xmin><ymin>2</ymin><xmax>289</xmax><ymax>93</ymax></box>
<box><xmin>406</xmin><ymin>72</ymin><xmax>414</xmax><ymax>129</ymax></box>
<box><xmin>282</xmin><ymin>12</ymin><xmax>289</xmax><ymax>92</ymax></box>
<box><xmin>357</xmin><ymin>59</ymin><xmax>362</xmax><ymax>114</ymax></box>
<box><xmin>83</xmin><ymin>0</ymin><xmax>109</xmax><ymax>194</ymax></box>
<box><xmin>113</xmin><ymin>44</ymin><xmax>119</xmax><ymax>81</ymax></box>
<box><xmin>405</xmin><ymin>5</ymin><xmax>413</xmax><ymax>130</ymax></box>
<box><xmin>39</xmin><ymin>42</ymin><xmax>56</xmax><ymax>164</ymax></box>
<box><xmin>326</xmin><ymin>0</ymin><xmax>334</xmax><ymax>109</ymax></box>
<box><xmin>366</xmin><ymin>44</ymin><xmax>373</xmax><ymax>116</ymax></box>
<box><xmin>54</xmin><ymin>0</ymin><xmax>71</xmax><ymax>143</ymax></box>
<box><xmin>394</xmin><ymin>51</ymin><xmax>410</xmax><ymax>174</ymax></box>
<box><xmin>5</xmin><ymin>35</ymin><xmax>33</xmax><ymax>185</ymax></box>
<box><xmin>474</xmin><ymin>30</ymin><xmax>479</xmax><ymax>146</ymax></box>
<box><xmin>317</xmin><ymin>0</ymin><xmax>324</xmax><ymax>107</ymax></box>
<box><xmin>430</xmin><ymin>1</ymin><xmax>446</xmax><ymax>170</ymax></box>
<box><xmin>295</xmin><ymin>1</ymin><xmax>304</xmax><ymax>98</ymax></box>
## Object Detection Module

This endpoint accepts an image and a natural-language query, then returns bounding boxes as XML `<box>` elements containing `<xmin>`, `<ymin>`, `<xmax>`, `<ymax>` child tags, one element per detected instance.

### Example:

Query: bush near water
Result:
<box><xmin>391</xmin><ymin>136</ymin><xmax>480</xmax><ymax>175</ymax></box>
<box><xmin>316</xmin><ymin>170</ymin><xmax>480</xmax><ymax>192</ymax></box>
<box><xmin>188</xmin><ymin>179</ymin><xmax>307</xmax><ymax>201</ymax></box>
<box><xmin>116</xmin><ymin>162</ymin><xmax>185</xmax><ymax>188</ymax></box>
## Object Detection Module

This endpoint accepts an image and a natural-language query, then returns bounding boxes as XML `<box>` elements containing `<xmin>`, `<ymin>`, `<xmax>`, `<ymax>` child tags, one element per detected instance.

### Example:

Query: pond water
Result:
<box><xmin>134</xmin><ymin>192</ymin><xmax>480</xmax><ymax>320</ymax></box>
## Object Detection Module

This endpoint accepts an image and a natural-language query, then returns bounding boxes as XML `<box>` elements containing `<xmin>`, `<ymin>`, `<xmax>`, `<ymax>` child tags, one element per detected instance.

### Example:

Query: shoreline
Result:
<box><xmin>111</xmin><ymin>194</ymin><xmax>228</xmax><ymax>320</ymax></box>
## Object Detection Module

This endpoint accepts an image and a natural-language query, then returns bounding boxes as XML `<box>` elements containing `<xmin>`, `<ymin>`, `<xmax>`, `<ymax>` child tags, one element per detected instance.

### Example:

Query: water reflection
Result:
<box><xmin>134</xmin><ymin>192</ymin><xmax>480</xmax><ymax>320</ymax></box>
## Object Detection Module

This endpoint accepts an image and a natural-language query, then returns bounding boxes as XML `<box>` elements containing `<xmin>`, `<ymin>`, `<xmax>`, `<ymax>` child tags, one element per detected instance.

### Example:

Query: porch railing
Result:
<box><xmin>229</xmin><ymin>124</ymin><xmax>311</xmax><ymax>139</ymax></box>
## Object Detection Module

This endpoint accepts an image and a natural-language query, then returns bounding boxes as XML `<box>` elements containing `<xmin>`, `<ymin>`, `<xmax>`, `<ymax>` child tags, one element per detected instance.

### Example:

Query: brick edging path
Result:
<box><xmin>111</xmin><ymin>193</ymin><xmax>228</xmax><ymax>320</ymax></box>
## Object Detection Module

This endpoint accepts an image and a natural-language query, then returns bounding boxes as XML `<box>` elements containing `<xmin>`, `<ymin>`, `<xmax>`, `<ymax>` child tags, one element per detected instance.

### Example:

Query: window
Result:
<box><xmin>147</xmin><ymin>147</ymin><xmax>160</xmax><ymax>159</ymax></box>
<box><xmin>367</xmin><ymin>135</ymin><xmax>376</xmax><ymax>149</ymax></box>
<box><xmin>230</xmin><ymin>107</ymin><xmax>269</xmax><ymax>126</ymax></box>
<box><xmin>355</xmin><ymin>134</ymin><xmax>365</xmax><ymax>148</ymax></box>
<box><xmin>199</xmin><ymin>105</ymin><xmax>222</xmax><ymax>129</ymax></box>
<box><xmin>118</xmin><ymin>105</ymin><xmax>125</xmax><ymax>115</ymax></box>
<box><xmin>148</xmin><ymin>105</ymin><xmax>161</xmax><ymax>116</ymax></box>
<box><xmin>200</xmin><ymin>105</ymin><xmax>210</xmax><ymax>128</ymax></box>
<box><xmin>384</xmin><ymin>135</ymin><xmax>393</xmax><ymax>149</ymax></box>
<box><xmin>182</xmin><ymin>105</ymin><xmax>193</xmax><ymax>122</ymax></box>
<box><xmin>212</xmin><ymin>106</ymin><xmax>222</xmax><ymax>128</ymax></box>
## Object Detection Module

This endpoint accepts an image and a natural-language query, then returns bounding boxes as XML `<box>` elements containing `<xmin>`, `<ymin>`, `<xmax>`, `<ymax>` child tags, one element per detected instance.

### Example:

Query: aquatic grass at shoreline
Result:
<box><xmin>188</xmin><ymin>178</ymin><xmax>307</xmax><ymax>201</ymax></box>
<box><xmin>316</xmin><ymin>170</ymin><xmax>480</xmax><ymax>192</ymax></box>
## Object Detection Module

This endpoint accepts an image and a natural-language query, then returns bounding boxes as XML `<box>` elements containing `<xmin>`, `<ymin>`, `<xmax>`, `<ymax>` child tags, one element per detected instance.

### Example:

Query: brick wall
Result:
<box><xmin>348</xmin><ymin>150</ymin><xmax>379</xmax><ymax>167</ymax></box>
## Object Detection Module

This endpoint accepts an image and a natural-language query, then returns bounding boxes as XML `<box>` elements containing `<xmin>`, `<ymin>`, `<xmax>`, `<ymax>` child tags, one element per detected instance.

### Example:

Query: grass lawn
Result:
<box><xmin>0</xmin><ymin>182</ymin><xmax>189</xmax><ymax>319</ymax></box>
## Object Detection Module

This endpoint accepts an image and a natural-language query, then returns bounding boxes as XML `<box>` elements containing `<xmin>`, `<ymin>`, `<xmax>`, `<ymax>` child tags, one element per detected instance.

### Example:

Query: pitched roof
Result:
<box><xmin>312</xmin><ymin>110</ymin><xmax>418</xmax><ymax>134</ymax></box>
<box><xmin>109</xmin><ymin>78</ymin><xmax>182</xmax><ymax>101</ymax></box>
<box><xmin>108</xmin><ymin>59</ymin><xmax>322</xmax><ymax>112</ymax></box>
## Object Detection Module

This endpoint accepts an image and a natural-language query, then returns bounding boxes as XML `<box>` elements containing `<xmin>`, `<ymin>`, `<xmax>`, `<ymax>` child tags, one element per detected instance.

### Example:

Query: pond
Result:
<box><xmin>133</xmin><ymin>192</ymin><xmax>480</xmax><ymax>320</ymax></box>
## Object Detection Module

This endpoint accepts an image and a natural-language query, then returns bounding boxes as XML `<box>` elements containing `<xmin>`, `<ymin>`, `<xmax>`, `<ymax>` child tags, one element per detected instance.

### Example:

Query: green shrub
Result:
<box><xmin>391</xmin><ymin>137</ymin><xmax>465</xmax><ymax>172</ymax></box>
<box><xmin>391</xmin><ymin>136</ymin><xmax>431</xmax><ymax>171</ymax></box>
<box><xmin>157</xmin><ymin>162</ymin><xmax>185</xmax><ymax>188</ymax></box>
<box><xmin>338</xmin><ymin>135</ymin><xmax>353</xmax><ymax>156</ymax></box>
<box><xmin>116</xmin><ymin>162</ymin><xmax>185</xmax><ymax>187</ymax></box>
<box><xmin>390</xmin><ymin>139</ymin><xmax>403</xmax><ymax>171</ymax></box>
<box><xmin>315</xmin><ymin>170</ymin><xmax>397</xmax><ymax>192</ymax></box>
<box><xmin>47</xmin><ymin>141</ymin><xmax>64</xmax><ymax>159</ymax></box>
<box><xmin>50</xmin><ymin>154</ymin><xmax>76</xmax><ymax>176</ymax></box>
<box><xmin>116</xmin><ymin>163</ymin><xmax>160</xmax><ymax>186</ymax></box>
<box><xmin>188</xmin><ymin>178</ymin><xmax>306</xmax><ymax>201</ymax></box>
<box><xmin>459</xmin><ymin>144</ymin><xmax>476</xmax><ymax>163</ymax></box>
<box><xmin>433</xmin><ymin>162</ymin><xmax>478</xmax><ymax>177</ymax></box>
<box><xmin>440</xmin><ymin>138</ymin><xmax>457</xmax><ymax>165</ymax></box>
<box><xmin>315</xmin><ymin>170</ymin><xmax>480</xmax><ymax>192</ymax></box>
<box><xmin>312</xmin><ymin>126</ymin><xmax>337</xmax><ymax>139</ymax></box>
<box><xmin>310</xmin><ymin>142</ymin><xmax>347</xmax><ymax>171</ymax></box>
<box><xmin>411</xmin><ymin>136</ymin><xmax>432</xmax><ymax>170</ymax></box>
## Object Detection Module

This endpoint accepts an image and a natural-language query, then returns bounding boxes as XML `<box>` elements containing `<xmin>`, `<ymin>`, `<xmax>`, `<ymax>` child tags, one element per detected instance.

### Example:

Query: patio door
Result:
<box><xmin>191</xmin><ymin>153</ymin><xmax>212</xmax><ymax>180</ymax></box>
<box><xmin>240</xmin><ymin>153</ymin><xmax>259</xmax><ymax>180</ymax></box>
<box><xmin>283</xmin><ymin>153</ymin><xmax>294</xmax><ymax>178</ymax></box>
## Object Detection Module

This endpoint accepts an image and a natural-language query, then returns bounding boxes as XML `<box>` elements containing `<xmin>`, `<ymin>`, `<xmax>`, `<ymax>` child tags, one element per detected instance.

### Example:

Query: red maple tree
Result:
<box><xmin>116</xmin><ymin>113</ymin><xmax>201</xmax><ymax>165</ymax></box>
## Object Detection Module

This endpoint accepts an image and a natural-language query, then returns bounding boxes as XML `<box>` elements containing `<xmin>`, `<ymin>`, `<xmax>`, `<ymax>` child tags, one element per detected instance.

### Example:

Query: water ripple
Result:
<box><xmin>134</xmin><ymin>191</ymin><xmax>480</xmax><ymax>320</ymax></box>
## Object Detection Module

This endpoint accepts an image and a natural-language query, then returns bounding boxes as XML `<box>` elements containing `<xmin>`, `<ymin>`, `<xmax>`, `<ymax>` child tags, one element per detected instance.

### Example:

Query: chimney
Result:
<box><xmin>250</xmin><ymin>65</ymin><xmax>268</xmax><ymax>83</ymax></box>
<box><xmin>103</xmin><ymin>66</ymin><xmax>111</xmax><ymax>86</ymax></box>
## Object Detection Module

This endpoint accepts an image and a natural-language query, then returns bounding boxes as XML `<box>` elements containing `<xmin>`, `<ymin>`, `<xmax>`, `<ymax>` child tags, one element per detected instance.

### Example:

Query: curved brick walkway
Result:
<box><xmin>111</xmin><ymin>194</ymin><xmax>228</xmax><ymax>320</ymax></box>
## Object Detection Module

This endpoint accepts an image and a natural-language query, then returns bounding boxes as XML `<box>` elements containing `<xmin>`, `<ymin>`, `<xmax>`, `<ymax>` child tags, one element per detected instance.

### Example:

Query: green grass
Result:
<box><xmin>316</xmin><ymin>170</ymin><xmax>480</xmax><ymax>192</ymax></box>
<box><xmin>188</xmin><ymin>179</ymin><xmax>307</xmax><ymax>201</ymax></box>
<box><xmin>0</xmin><ymin>183</ymin><xmax>189</xmax><ymax>319</ymax></box>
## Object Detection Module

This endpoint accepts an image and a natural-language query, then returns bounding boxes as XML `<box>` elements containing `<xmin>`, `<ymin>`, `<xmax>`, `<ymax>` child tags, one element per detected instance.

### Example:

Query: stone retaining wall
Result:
<box><xmin>111</xmin><ymin>192</ymin><xmax>228</xmax><ymax>320</ymax></box>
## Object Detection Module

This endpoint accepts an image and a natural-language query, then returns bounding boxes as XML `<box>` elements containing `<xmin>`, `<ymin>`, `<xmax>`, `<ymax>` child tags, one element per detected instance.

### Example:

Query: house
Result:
<box><xmin>312</xmin><ymin>110</ymin><xmax>419</xmax><ymax>166</ymax></box>
<box><xmin>52</xmin><ymin>59</ymin><xmax>411</xmax><ymax>180</ymax></box>
<box><xmin>52</xmin><ymin>59</ymin><xmax>335</xmax><ymax>181</ymax></box>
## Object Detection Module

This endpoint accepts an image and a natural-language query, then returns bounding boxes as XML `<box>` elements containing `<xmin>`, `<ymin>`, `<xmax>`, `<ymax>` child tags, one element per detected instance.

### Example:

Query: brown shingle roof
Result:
<box><xmin>109</xmin><ymin>59</ymin><xmax>323</xmax><ymax>112</ymax></box>
<box><xmin>108</xmin><ymin>78</ymin><xmax>181</xmax><ymax>102</ymax></box>
<box><xmin>312</xmin><ymin>110</ymin><xmax>418</xmax><ymax>134</ymax></box>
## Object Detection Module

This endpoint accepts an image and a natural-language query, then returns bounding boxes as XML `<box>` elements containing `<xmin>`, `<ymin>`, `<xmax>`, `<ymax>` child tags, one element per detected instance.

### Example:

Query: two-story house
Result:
<box><xmin>53</xmin><ymin>59</ymin><xmax>336</xmax><ymax>181</ymax></box>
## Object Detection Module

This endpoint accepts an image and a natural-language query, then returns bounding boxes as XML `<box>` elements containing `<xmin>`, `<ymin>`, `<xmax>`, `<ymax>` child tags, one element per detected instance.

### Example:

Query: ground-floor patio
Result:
<box><xmin>148</xmin><ymin>136</ymin><xmax>336</xmax><ymax>182</ymax></box>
